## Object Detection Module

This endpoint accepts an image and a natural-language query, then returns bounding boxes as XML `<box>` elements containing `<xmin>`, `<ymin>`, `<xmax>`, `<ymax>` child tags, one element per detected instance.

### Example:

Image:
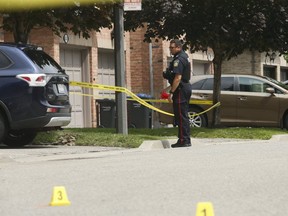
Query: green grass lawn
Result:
<box><xmin>33</xmin><ymin>127</ymin><xmax>288</xmax><ymax>148</ymax></box>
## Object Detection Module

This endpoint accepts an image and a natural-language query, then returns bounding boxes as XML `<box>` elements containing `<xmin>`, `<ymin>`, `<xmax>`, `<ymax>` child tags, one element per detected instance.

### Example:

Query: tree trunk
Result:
<box><xmin>211</xmin><ymin>54</ymin><xmax>223</xmax><ymax>127</ymax></box>
<box><xmin>12</xmin><ymin>13</ymin><xmax>29</xmax><ymax>43</ymax></box>
<box><xmin>13</xmin><ymin>31</ymin><xmax>28</xmax><ymax>44</ymax></box>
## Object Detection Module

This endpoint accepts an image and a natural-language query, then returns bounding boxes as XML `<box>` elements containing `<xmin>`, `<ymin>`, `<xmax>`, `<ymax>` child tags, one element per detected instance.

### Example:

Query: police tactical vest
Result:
<box><xmin>177</xmin><ymin>51</ymin><xmax>191</xmax><ymax>83</ymax></box>
<box><xmin>168</xmin><ymin>50</ymin><xmax>191</xmax><ymax>84</ymax></box>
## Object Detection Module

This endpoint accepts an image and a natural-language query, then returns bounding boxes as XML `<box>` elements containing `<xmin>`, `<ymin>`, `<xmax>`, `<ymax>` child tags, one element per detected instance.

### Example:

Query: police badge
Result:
<box><xmin>173</xmin><ymin>59</ymin><xmax>179</xmax><ymax>67</ymax></box>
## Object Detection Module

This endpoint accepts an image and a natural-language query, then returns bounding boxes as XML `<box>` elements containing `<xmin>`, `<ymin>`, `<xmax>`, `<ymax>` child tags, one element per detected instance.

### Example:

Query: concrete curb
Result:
<box><xmin>269</xmin><ymin>134</ymin><xmax>288</xmax><ymax>142</ymax></box>
<box><xmin>139</xmin><ymin>140</ymin><xmax>165</xmax><ymax>150</ymax></box>
<box><xmin>139</xmin><ymin>134</ymin><xmax>288</xmax><ymax>150</ymax></box>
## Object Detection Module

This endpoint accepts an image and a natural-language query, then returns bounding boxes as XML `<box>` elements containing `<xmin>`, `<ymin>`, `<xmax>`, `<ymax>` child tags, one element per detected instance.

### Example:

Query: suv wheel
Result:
<box><xmin>188</xmin><ymin>107</ymin><xmax>207</xmax><ymax>128</ymax></box>
<box><xmin>3</xmin><ymin>130</ymin><xmax>37</xmax><ymax>147</ymax></box>
<box><xmin>0</xmin><ymin>113</ymin><xmax>7</xmax><ymax>142</ymax></box>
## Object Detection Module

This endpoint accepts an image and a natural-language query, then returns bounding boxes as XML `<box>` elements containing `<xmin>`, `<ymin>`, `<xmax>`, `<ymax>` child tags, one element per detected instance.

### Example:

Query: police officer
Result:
<box><xmin>163</xmin><ymin>39</ymin><xmax>192</xmax><ymax>148</ymax></box>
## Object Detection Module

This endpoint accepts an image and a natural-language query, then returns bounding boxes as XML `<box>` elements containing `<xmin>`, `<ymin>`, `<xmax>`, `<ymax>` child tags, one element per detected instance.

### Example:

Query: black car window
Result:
<box><xmin>192</xmin><ymin>79</ymin><xmax>206</xmax><ymax>89</ymax></box>
<box><xmin>195</xmin><ymin>77</ymin><xmax>234</xmax><ymax>91</ymax></box>
<box><xmin>239</xmin><ymin>77</ymin><xmax>284</xmax><ymax>93</ymax></box>
<box><xmin>239</xmin><ymin>77</ymin><xmax>266</xmax><ymax>92</ymax></box>
<box><xmin>23</xmin><ymin>49</ymin><xmax>63</xmax><ymax>74</ymax></box>
<box><xmin>202</xmin><ymin>78</ymin><xmax>214</xmax><ymax>90</ymax></box>
<box><xmin>0</xmin><ymin>51</ymin><xmax>12</xmax><ymax>69</ymax></box>
<box><xmin>221</xmin><ymin>77</ymin><xmax>234</xmax><ymax>91</ymax></box>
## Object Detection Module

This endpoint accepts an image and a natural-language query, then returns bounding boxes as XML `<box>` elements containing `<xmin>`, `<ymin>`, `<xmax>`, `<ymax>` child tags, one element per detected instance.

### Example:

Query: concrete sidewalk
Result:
<box><xmin>0</xmin><ymin>134</ymin><xmax>287</xmax><ymax>164</ymax></box>
<box><xmin>139</xmin><ymin>134</ymin><xmax>288</xmax><ymax>150</ymax></box>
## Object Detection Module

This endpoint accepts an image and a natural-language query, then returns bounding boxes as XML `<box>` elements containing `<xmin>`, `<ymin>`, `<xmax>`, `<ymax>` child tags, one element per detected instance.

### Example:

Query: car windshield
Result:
<box><xmin>24</xmin><ymin>49</ymin><xmax>64</xmax><ymax>74</ymax></box>
<box><xmin>263</xmin><ymin>76</ymin><xmax>288</xmax><ymax>90</ymax></box>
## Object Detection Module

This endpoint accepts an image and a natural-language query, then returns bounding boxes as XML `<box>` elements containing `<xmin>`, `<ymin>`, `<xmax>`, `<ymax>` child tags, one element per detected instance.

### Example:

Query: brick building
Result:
<box><xmin>1</xmin><ymin>21</ymin><xmax>288</xmax><ymax>128</ymax></box>
<box><xmin>222</xmin><ymin>50</ymin><xmax>288</xmax><ymax>81</ymax></box>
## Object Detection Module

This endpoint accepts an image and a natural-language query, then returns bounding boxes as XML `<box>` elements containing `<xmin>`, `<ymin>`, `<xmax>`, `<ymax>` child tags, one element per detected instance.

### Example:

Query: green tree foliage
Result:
<box><xmin>1</xmin><ymin>3</ymin><xmax>114</xmax><ymax>43</ymax></box>
<box><xmin>125</xmin><ymin>0</ymin><xmax>288</xmax><ymax>126</ymax></box>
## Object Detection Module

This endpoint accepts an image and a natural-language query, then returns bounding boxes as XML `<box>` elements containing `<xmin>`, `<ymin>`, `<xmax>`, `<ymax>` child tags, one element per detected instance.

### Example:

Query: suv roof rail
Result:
<box><xmin>0</xmin><ymin>42</ymin><xmax>41</xmax><ymax>50</ymax></box>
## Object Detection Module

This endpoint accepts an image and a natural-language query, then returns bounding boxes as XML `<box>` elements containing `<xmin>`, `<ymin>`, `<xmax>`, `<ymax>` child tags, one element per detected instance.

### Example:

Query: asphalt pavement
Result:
<box><xmin>0</xmin><ymin>134</ymin><xmax>288</xmax><ymax>216</ymax></box>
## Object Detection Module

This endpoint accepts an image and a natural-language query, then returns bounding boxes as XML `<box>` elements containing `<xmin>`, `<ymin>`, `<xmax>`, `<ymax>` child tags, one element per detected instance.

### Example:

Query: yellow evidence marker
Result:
<box><xmin>196</xmin><ymin>202</ymin><xmax>214</xmax><ymax>216</ymax></box>
<box><xmin>50</xmin><ymin>186</ymin><xmax>71</xmax><ymax>206</ymax></box>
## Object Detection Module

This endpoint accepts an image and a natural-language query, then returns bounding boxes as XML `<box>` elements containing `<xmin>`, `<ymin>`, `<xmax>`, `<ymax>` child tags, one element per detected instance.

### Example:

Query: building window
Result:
<box><xmin>280</xmin><ymin>67</ymin><xmax>288</xmax><ymax>81</ymax></box>
<box><xmin>263</xmin><ymin>65</ymin><xmax>276</xmax><ymax>79</ymax></box>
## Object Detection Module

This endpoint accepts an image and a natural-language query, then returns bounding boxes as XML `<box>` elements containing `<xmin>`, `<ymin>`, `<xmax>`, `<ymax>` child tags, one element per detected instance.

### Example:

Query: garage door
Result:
<box><xmin>193</xmin><ymin>62</ymin><xmax>211</xmax><ymax>75</ymax></box>
<box><xmin>60</xmin><ymin>48</ymin><xmax>84</xmax><ymax>128</ymax></box>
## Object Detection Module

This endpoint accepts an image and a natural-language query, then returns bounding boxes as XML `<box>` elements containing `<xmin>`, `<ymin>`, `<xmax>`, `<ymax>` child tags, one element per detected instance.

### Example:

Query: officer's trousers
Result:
<box><xmin>172</xmin><ymin>83</ymin><xmax>192</xmax><ymax>145</ymax></box>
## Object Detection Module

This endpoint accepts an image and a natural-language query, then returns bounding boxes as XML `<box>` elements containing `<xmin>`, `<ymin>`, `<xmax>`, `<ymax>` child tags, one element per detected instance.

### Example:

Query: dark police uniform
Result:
<box><xmin>163</xmin><ymin>50</ymin><xmax>192</xmax><ymax>146</ymax></box>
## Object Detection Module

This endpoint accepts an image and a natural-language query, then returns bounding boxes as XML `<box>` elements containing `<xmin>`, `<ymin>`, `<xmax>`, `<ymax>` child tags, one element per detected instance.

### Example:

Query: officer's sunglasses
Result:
<box><xmin>169</xmin><ymin>46</ymin><xmax>178</xmax><ymax>49</ymax></box>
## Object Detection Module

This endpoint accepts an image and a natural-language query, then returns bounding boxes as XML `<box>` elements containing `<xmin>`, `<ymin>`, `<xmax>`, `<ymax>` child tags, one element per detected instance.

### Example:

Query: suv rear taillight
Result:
<box><xmin>16</xmin><ymin>74</ymin><xmax>50</xmax><ymax>87</ymax></box>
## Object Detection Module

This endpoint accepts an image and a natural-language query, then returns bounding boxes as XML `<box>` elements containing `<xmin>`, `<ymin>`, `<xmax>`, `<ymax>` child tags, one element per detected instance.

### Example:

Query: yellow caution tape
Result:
<box><xmin>69</xmin><ymin>92</ymin><xmax>213</xmax><ymax>105</ymax></box>
<box><xmin>69</xmin><ymin>81</ymin><xmax>220</xmax><ymax>117</ymax></box>
<box><xmin>70</xmin><ymin>81</ymin><xmax>174</xmax><ymax>116</ymax></box>
<box><xmin>0</xmin><ymin>0</ymin><xmax>117</xmax><ymax>10</ymax></box>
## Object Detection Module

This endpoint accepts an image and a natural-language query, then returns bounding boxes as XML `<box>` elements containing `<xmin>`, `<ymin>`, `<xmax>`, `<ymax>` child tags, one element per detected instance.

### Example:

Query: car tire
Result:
<box><xmin>128</xmin><ymin>124</ymin><xmax>136</xmax><ymax>128</ymax></box>
<box><xmin>3</xmin><ymin>130</ymin><xmax>37</xmax><ymax>147</ymax></box>
<box><xmin>0</xmin><ymin>113</ymin><xmax>7</xmax><ymax>143</ymax></box>
<box><xmin>188</xmin><ymin>107</ymin><xmax>207</xmax><ymax>128</ymax></box>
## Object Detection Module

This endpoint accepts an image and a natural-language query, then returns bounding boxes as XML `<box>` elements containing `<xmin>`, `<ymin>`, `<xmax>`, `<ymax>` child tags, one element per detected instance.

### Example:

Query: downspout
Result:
<box><xmin>149</xmin><ymin>42</ymin><xmax>154</xmax><ymax>96</ymax></box>
<box><xmin>251</xmin><ymin>50</ymin><xmax>256</xmax><ymax>75</ymax></box>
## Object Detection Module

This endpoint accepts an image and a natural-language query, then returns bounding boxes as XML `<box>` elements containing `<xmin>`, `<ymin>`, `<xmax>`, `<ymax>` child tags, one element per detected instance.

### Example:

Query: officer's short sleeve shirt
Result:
<box><xmin>172</xmin><ymin>55</ymin><xmax>185</xmax><ymax>75</ymax></box>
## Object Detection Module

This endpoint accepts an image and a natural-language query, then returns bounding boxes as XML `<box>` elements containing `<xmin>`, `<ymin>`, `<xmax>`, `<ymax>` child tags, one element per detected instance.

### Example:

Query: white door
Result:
<box><xmin>65</xmin><ymin>67</ymin><xmax>84</xmax><ymax>128</ymax></box>
<box><xmin>60</xmin><ymin>49</ymin><xmax>84</xmax><ymax>128</ymax></box>
<box><xmin>98</xmin><ymin>49</ymin><xmax>115</xmax><ymax>98</ymax></box>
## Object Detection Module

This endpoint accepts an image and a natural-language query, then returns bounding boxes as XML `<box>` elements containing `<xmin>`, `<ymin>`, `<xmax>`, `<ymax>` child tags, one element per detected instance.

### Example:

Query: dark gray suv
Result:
<box><xmin>0</xmin><ymin>43</ymin><xmax>71</xmax><ymax>147</ymax></box>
